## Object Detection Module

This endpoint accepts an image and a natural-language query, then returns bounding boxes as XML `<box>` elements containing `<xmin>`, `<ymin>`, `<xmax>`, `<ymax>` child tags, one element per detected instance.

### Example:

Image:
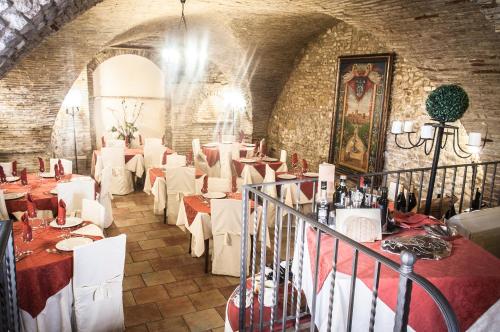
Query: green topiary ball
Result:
<box><xmin>425</xmin><ymin>84</ymin><xmax>469</xmax><ymax>122</ymax></box>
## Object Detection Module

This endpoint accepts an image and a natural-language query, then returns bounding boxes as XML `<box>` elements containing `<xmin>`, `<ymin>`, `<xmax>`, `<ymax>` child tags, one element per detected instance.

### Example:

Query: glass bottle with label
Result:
<box><xmin>407</xmin><ymin>184</ymin><xmax>417</xmax><ymax>212</ymax></box>
<box><xmin>335</xmin><ymin>175</ymin><xmax>348</xmax><ymax>208</ymax></box>
<box><xmin>395</xmin><ymin>184</ymin><xmax>406</xmax><ymax>212</ymax></box>
<box><xmin>317</xmin><ymin>181</ymin><xmax>329</xmax><ymax>225</ymax></box>
<box><xmin>378</xmin><ymin>187</ymin><xmax>389</xmax><ymax>232</ymax></box>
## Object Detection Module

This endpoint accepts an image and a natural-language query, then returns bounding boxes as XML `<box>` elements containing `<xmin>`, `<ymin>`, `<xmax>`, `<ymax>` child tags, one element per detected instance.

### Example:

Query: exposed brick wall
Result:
<box><xmin>267</xmin><ymin>22</ymin><xmax>475</xmax><ymax>172</ymax></box>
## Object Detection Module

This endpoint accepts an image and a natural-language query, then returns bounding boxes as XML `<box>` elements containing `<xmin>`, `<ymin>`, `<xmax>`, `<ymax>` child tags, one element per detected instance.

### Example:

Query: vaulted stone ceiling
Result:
<box><xmin>0</xmin><ymin>0</ymin><xmax>499</xmax><ymax>161</ymax></box>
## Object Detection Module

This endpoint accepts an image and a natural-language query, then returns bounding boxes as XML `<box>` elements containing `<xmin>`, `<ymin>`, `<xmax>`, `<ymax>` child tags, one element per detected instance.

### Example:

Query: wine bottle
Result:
<box><xmin>317</xmin><ymin>181</ymin><xmax>329</xmax><ymax>225</ymax></box>
<box><xmin>335</xmin><ymin>175</ymin><xmax>348</xmax><ymax>208</ymax></box>
<box><xmin>445</xmin><ymin>200</ymin><xmax>457</xmax><ymax>219</ymax></box>
<box><xmin>378</xmin><ymin>187</ymin><xmax>389</xmax><ymax>232</ymax></box>
<box><xmin>471</xmin><ymin>188</ymin><xmax>481</xmax><ymax>210</ymax></box>
<box><xmin>407</xmin><ymin>184</ymin><xmax>417</xmax><ymax>212</ymax></box>
<box><xmin>395</xmin><ymin>184</ymin><xmax>406</xmax><ymax>212</ymax></box>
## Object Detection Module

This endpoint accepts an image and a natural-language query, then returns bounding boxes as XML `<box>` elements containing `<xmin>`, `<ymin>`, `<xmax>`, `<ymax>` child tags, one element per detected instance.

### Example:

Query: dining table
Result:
<box><xmin>91</xmin><ymin>147</ymin><xmax>145</xmax><ymax>181</ymax></box>
<box><xmin>0</xmin><ymin>173</ymin><xmax>85</xmax><ymax>217</ymax></box>
<box><xmin>292</xmin><ymin>223</ymin><xmax>500</xmax><ymax>331</ymax></box>
<box><xmin>13</xmin><ymin>218</ymin><xmax>103</xmax><ymax>331</ymax></box>
<box><xmin>202</xmin><ymin>143</ymin><xmax>256</xmax><ymax>168</ymax></box>
<box><xmin>233</xmin><ymin>158</ymin><xmax>287</xmax><ymax>185</ymax></box>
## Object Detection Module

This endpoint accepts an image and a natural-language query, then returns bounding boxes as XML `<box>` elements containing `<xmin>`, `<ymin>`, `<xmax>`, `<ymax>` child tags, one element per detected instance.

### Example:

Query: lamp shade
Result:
<box><xmin>425</xmin><ymin>84</ymin><xmax>469</xmax><ymax>123</ymax></box>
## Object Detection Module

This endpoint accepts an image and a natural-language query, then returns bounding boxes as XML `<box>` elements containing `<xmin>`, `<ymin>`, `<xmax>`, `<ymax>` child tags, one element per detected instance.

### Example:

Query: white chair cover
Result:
<box><xmin>207</xmin><ymin>177</ymin><xmax>231</xmax><ymax>193</ymax></box>
<box><xmin>0</xmin><ymin>190</ymin><xmax>9</xmax><ymax>220</ymax></box>
<box><xmin>211</xmin><ymin>199</ymin><xmax>249</xmax><ymax>277</ymax></box>
<box><xmin>82</xmin><ymin>199</ymin><xmax>106</xmax><ymax>229</ymax></box>
<box><xmin>144</xmin><ymin>138</ymin><xmax>162</xmax><ymax>147</ymax></box>
<box><xmin>0</xmin><ymin>162</ymin><xmax>13</xmax><ymax>177</ymax></box>
<box><xmin>231</xmin><ymin>142</ymin><xmax>241</xmax><ymax>160</ymax></box>
<box><xmin>219</xmin><ymin>144</ymin><xmax>233</xmax><ymax>181</ymax></box>
<box><xmin>99</xmin><ymin>166</ymin><xmax>114</xmax><ymax>228</ymax></box>
<box><xmin>57</xmin><ymin>180</ymin><xmax>95</xmax><ymax>215</ymax></box>
<box><xmin>73</xmin><ymin>234</ymin><xmax>126</xmax><ymax>332</ymax></box>
<box><xmin>50</xmin><ymin>158</ymin><xmax>73</xmax><ymax>174</ymax></box>
<box><xmin>222</xmin><ymin>135</ymin><xmax>235</xmax><ymax>143</ymax></box>
<box><xmin>192</xmin><ymin>139</ymin><xmax>201</xmax><ymax>157</ymax></box>
<box><xmin>107</xmin><ymin>139</ymin><xmax>126</xmax><ymax>148</ymax></box>
<box><xmin>261</xmin><ymin>165</ymin><xmax>276</xmax><ymax>245</ymax></box>
<box><xmin>144</xmin><ymin>144</ymin><xmax>167</xmax><ymax>170</ymax></box>
<box><xmin>101</xmin><ymin>147</ymin><xmax>134</xmax><ymax>195</ymax></box>
<box><xmin>165</xmin><ymin>154</ymin><xmax>187</xmax><ymax>168</ymax></box>
<box><xmin>259</xmin><ymin>138</ymin><xmax>266</xmax><ymax>155</ymax></box>
<box><xmin>280</xmin><ymin>150</ymin><xmax>287</xmax><ymax>163</ymax></box>
<box><xmin>166</xmin><ymin>167</ymin><xmax>196</xmax><ymax>225</ymax></box>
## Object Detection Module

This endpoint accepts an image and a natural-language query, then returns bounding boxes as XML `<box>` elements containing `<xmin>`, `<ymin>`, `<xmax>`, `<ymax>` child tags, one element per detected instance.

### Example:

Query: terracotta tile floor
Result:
<box><xmin>107</xmin><ymin>191</ymin><xmax>233</xmax><ymax>332</ymax></box>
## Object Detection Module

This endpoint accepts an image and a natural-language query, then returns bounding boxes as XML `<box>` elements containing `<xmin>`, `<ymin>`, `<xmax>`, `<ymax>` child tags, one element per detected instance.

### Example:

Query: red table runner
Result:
<box><xmin>233</xmin><ymin>160</ymin><xmax>283</xmax><ymax>178</ymax></box>
<box><xmin>13</xmin><ymin>219</ymin><xmax>101</xmax><ymax>317</ymax></box>
<box><xmin>1</xmin><ymin>174</ymin><xmax>76</xmax><ymax>215</ymax></box>
<box><xmin>148</xmin><ymin>167</ymin><xmax>205</xmax><ymax>188</ymax></box>
<box><xmin>306</xmin><ymin>226</ymin><xmax>500</xmax><ymax>331</ymax></box>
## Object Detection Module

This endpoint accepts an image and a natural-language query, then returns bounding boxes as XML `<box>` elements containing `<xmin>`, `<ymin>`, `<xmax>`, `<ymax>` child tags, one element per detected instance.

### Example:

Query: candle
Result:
<box><xmin>420</xmin><ymin>125</ymin><xmax>434</xmax><ymax>139</ymax></box>
<box><xmin>468</xmin><ymin>132</ymin><xmax>482</xmax><ymax>147</ymax></box>
<box><xmin>403</xmin><ymin>121</ymin><xmax>414</xmax><ymax>133</ymax></box>
<box><xmin>391</xmin><ymin>121</ymin><xmax>403</xmax><ymax>134</ymax></box>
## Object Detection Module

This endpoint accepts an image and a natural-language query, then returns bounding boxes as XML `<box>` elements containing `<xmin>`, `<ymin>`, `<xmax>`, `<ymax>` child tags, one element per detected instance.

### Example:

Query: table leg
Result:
<box><xmin>163</xmin><ymin>207</ymin><xmax>167</xmax><ymax>224</ymax></box>
<box><xmin>188</xmin><ymin>234</ymin><xmax>192</xmax><ymax>254</ymax></box>
<box><xmin>205</xmin><ymin>239</ymin><xmax>210</xmax><ymax>273</ymax></box>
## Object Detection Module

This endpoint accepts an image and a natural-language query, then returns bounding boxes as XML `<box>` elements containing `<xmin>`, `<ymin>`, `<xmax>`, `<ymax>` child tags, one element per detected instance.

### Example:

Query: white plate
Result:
<box><xmin>50</xmin><ymin>216</ymin><xmax>83</xmax><ymax>228</ymax></box>
<box><xmin>3</xmin><ymin>192</ymin><xmax>25</xmax><ymax>200</ymax></box>
<box><xmin>202</xmin><ymin>143</ymin><xmax>218</xmax><ymax>148</ymax></box>
<box><xmin>202</xmin><ymin>192</ymin><xmax>226</xmax><ymax>199</ymax></box>
<box><xmin>40</xmin><ymin>172</ymin><xmax>55</xmax><ymax>178</ymax></box>
<box><xmin>55</xmin><ymin>237</ymin><xmax>93</xmax><ymax>251</ymax></box>
<box><xmin>262</xmin><ymin>157</ymin><xmax>278</xmax><ymax>162</ymax></box>
<box><xmin>303</xmin><ymin>172</ymin><xmax>319</xmax><ymax>177</ymax></box>
<box><xmin>239</xmin><ymin>158</ymin><xmax>257</xmax><ymax>163</ymax></box>
<box><xmin>277</xmin><ymin>174</ymin><xmax>297</xmax><ymax>180</ymax></box>
<box><xmin>6</xmin><ymin>176</ymin><xmax>20</xmax><ymax>182</ymax></box>
<box><xmin>50</xmin><ymin>188</ymin><xmax>58</xmax><ymax>195</ymax></box>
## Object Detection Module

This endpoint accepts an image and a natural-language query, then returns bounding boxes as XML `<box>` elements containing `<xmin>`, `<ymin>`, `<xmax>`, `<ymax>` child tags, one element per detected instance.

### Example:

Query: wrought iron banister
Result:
<box><xmin>0</xmin><ymin>219</ymin><xmax>20</xmax><ymax>332</ymax></box>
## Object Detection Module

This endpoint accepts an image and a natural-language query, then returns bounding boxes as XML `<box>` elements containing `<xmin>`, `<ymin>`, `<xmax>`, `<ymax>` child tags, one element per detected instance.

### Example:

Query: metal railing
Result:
<box><xmin>0</xmin><ymin>219</ymin><xmax>20</xmax><ymax>332</ymax></box>
<box><xmin>235</xmin><ymin>161</ymin><xmax>500</xmax><ymax>331</ymax></box>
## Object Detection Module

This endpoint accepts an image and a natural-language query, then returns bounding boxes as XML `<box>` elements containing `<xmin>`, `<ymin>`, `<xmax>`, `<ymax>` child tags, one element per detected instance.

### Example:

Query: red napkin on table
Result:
<box><xmin>0</xmin><ymin>166</ymin><xmax>6</xmax><ymax>183</ymax></box>
<box><xmin>12</xmin><ymin>160</ymin><xmax>17</xmax><ymax>176</ymax></box>
<box><xmin>238</xmin><ymin>130</ymin><xmax>245</xmax><ymax>143</ymax></box>
<box><xmin>58</xmin><ymin>159</ymin><xmax>65</xmax><ymax>176</ymax></box>
<box><xmin>125</xmin><ymin>136</ymin><xmax>131</xmax><ymax>147</ymax></box>
<box><xmin>57</xmin><ymin>199</ymin><xmax>66</xmax><ymax>226</ymax></box>
<box><xmin>393</xmin><ymin>212</ymin><xmax>441</xmax><ymax>229</ymax></box>
<box><xmin>301</xmin><ymin>159</ymin><xmax>309</xmax><ymax>173</ymax></box>
<box><xmin>20</xmin><ymin>168</ymin><xmax>28</xmax><ymax>185</ymax></box>
<box><xmin>54</xmin><ymin>164</ymin><xmax>60</xmax><ymax>181</ymax></box>
<box><xmin>201</xmin><ymin>176</ymin><xmax>208</xmax><ymax>194</ymax></box>
<box><xmin>101</xmin><ymin>136</ymin><xmax>106</xmax><ymax>147</ymax></box>
<box><xmin>162</xmin><ymin>150</ymin><xmax>169</xmax><ymax>165</ymax></box>
<box><xmin>232</xmin><ymin>176</ymin><xmax>237</xmax><ymax>193</ymax></box>
<box><xmin>291</xmin><ymin>153</ymin><xmax>298</xmax><ymax>166</ymax></box>
<box><xmin>37</xmin><ymin>157</ymin><xmax>45</xmax><ymax>172</ymax></box>
<box><xmin>26</xmin><ymin>193</ymin><xmax>37</xmax><ymax>218</ymax></box>
<box><xmin>186</xmin><ymin>152</ymin><xmax>193</xmax><ymax>166</ymax></box>
<box><xmin>21</xmin><ymin>212</ymin><xmax>33</xmax><ymax>242</ymax></box>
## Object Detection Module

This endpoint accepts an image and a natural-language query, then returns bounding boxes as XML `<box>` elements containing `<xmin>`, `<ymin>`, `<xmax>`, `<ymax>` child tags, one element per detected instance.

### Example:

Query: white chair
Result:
<box><xmin>262</xmin><ymin>165</ymin><xmax>277</xmax><ymax>242</ymax></box>
<box><xmin>101</xmin><ymin>147</ymin><xmax>134</xmax><ymax>195</ymax></box>
<box><xmin>73</xmin><ymin>234</ymin><xmax>126</xmax><ymax>332</ymax></box>
<box><xmin>219</xmin><ymin>144</ymin><xmax>233</xmax><ymax>181</ymax></box>
<box><xmin>221</xmin><ymin>135</ymin><xmax>235</xmax><ymax>143</ymax></box>
<box><xmin>99</xmin><ymin>166</ymin><xmax>114</xmax><ymax>228</ymax></box>
<box><xmin>231</xmin><ymin>142</ymin><xmax>241</xmax><ymax>160</ymax></box>
<box><xmin>165</xmin><ymin>154</ymin><xmax>187</xmax><ymax>168</ymax></box>
<box><xmin>50</xmin><ymin>158</ymin><xmax>73</xmax><ymax>174</ymax></box>
<box><xmin>144</xmin><ymin>144</ymin><xmax>167</xmax><ymax>170</ymax></box>
<box><xmin>280</xmin><ymin>150</ymin><xmax>287</xmax><ymax>163</ymax></box>
<box><xmin>57</xmin><ymin>180</ymin><xmax>95</xmax><ymax>215</ymax></box>
<box><xmin>166</xmin><ymin>167</ymin><xmax>195</xmax><ymax>225</ymax></box>
<box><xmin>0</xmin><ymin>162</ymin><xmax>13</xmax><ymax>177</ymax></box>
<box><xmin>82</xmin><ymin>199</ymin><xmax>106</xmax><ymax>229</ymax></box>
<box><xmin>144</xmin><ymin>138</ymin><xmax>162</xmax><ymax>147</ymax></box>
<box><xmin>192</xmin><ymin>139</ymin><xmax>201</xmax><ymax>157</ymax></box>
<box><xmin>211</xmin><ymin>199</ymin><xmax>249</xmax><ymax>277</ymax></box>
<box><xmin>107</xmin><ymin>139</ymin><xmax>126</xmax><ymax>148</ymax></box>
<box><xmin>0</xmin><ymin>190</ymin><xmax>9</xmax><ymax>220</ymax></box>
<box><xmin>259</xmin><ymin>138</ymin><xmax>266</xmax><ymax>155</ymax></box>
<box><xmin>207</xmin><ymin>177</ymin><xmax>231</xmax><ymax>193</ymax></box>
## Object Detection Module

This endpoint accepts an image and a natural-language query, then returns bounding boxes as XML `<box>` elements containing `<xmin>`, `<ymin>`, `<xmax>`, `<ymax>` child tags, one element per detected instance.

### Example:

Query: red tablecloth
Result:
<box><xmin>275</xmin><ymin>172</ymin><xmax>315</xmax><ymax>200</ymax></box>
<box><xmin>13</xmin><ymin>219</ymin><xmax>101</xmax><ymax>317</ymax></box>
<box><xmin>233</xmin><ymin>160</ymin><xmax>283</xmax><ymax>178</ymax></box>
<box><xmin>1</xmin><ymin>174</ymin><xmax>76</xmax><ymax>215</ymax></box>
<box><xmin>306</xmin><ymin>227</ymin><xmax>500</xmax><ymax>331</ymax></box>
<box><xmin>202</xmin><ymin>146</ymin><xmax>253</xmax><ymax>168</ymax></box>
<box><xmin>183</xmin><ymin>192</ymin><xmax>244</xmax><ymax>226</ymax></box>
<box><xmin>148</xmin><ymin>167</ymin><xmax>205</xmax><ymax>188</ymax></box>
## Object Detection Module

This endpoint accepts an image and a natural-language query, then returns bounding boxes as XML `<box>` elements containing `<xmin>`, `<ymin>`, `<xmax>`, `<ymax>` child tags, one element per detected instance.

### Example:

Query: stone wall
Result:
<box><xmin>267</xmin><ymin>21</ymin><xmax>475</xmax><ymax>173</ymax></box>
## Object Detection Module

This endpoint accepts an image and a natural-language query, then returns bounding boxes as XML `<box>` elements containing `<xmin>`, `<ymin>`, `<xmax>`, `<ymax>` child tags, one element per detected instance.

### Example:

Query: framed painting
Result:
<box><xmin>328</xmin><ymin>53</ymin><xmax>394</xmax><ymax>174</ymax></box>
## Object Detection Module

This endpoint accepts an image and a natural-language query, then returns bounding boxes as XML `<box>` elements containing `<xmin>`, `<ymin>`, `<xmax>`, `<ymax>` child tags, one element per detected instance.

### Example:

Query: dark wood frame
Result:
<box><xmin>328</xmin><ymin>53</ymin><xmax>394</xmax><ymax>175</ymax></box>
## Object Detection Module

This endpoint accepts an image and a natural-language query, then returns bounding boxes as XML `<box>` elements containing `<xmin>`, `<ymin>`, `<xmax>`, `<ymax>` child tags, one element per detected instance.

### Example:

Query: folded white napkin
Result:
<box><xmin>71</xmin><ymin>224</ymin><xmax>104</xmax><ymax>238</ymax></box>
